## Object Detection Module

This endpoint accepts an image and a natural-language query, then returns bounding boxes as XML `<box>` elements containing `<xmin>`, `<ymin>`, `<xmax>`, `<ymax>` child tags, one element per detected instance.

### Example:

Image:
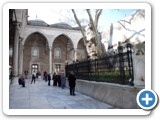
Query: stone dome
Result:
<box><xmin>28</xmin><ymin>20</ymin><xmax>83</xmax><ymax>30</ymax></box>
<box><xmin>28</xmin><ymin>19</ymin><xmax>48</xmax><ymax>27</ymax></box>
<box><xmin>49</xmin><ymin>22</ymin><xmax>73</xmax><ymax>29</ymax></box>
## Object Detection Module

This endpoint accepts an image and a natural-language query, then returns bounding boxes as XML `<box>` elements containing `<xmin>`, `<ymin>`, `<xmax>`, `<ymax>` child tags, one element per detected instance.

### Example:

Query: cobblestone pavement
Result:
<box><xmin>9</xmin><ymin>77</ymin><xmax>114</xmax><ymax>109</ymax></box>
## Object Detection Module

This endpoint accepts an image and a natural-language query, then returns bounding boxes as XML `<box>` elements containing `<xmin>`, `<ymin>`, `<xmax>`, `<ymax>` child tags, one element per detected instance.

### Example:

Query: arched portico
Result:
<box><xmin>22</xmin><ymin>28</ymin><xmax>49</xmax><ymax>46</ymax></box>
<box><xmin>77</xmin><ymin>38</ymin><xmax>88</xmax><ymax>61</ymax></box>
<box><xmin>23</xmin><ymin>26</ymin><xmax>83</xmax><ymax>47</ymax></box>
<box><xmin>23</xmin><ymin>32</ymin><xmax>49</xmax><ymax>75</ymax></box>
<box><xmin>52</xmin><ymin>34</ymin><xmax>74</xmax><ymax>74</ymax></box>
<box><xmin>17</xmin><ymin>24</ymin><xmax>83</xmax><ymax>76</ymax></box>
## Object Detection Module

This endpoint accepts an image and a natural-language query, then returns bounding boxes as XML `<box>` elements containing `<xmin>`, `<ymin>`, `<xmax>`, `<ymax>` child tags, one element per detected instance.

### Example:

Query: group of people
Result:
<box><xmin>50</xmin><ymin>70</ymin><xmax>76</xmax><ymax>95</ymax></box>
<box><xmin>18</xmin><ymin>70</ymin><xmax>77</xmax><ymax>96</ymax></box>
<box><xmin>51</xmin><ymin>71</ymin><xmax>65</xmax><ymax>89</ymax></box>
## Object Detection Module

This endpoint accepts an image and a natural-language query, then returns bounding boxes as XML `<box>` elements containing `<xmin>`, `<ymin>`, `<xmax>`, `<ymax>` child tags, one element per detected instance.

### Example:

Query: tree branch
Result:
<box><xmin>72</xmin><ymin>9</ymin><xmax>86</xmax><ymax>44</ymax></box>
<box><xmin>86</xmin><ymin>9</ymin><xmax>105</xmax><ymax>56</ymax></box>
<box><xmin>119</xmin><ymin>9</ymin><xmax>140</xmax><ymax>24</ymax></box>
<box><xmin>95</xmin><ymin>9</ymin><xmax>102</xmax><ymax>28</ymax></box>
<box><xmin>86</xmin><ymin>9</ymin><xmax>96</xmax><ymax>33</ymax></box>
<box><xmin>118</xmin><ymin>21</ymin><xmax>145</xmax><ymax>36</ymax></box>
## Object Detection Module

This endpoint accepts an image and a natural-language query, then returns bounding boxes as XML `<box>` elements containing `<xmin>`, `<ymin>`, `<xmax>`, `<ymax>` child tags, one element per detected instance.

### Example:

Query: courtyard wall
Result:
<box><xmin>66</xmin><ymin>79</ymin><xmax>142</xmax><ymax>109</ymax></box>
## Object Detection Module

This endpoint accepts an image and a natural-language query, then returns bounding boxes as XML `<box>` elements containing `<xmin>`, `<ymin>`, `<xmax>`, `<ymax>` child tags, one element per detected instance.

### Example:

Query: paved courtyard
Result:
<box><xmin>9</xmin><ymin>77</ymin><xmax>114</xmax><ymax>109</ymax></box>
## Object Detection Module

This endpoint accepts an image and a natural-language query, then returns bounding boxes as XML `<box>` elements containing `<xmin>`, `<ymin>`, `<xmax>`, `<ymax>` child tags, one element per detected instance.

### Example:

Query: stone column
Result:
<box><xmin>49</xmin><ymin>46</ymin><xmax>52</xmax><ymax>74</ymax></box>
<box><xmin>18</xmin><ymin>44</ymin><xmax>24</xmax><ymax>75</ymax></box>
<box><xmin>133</xmin><ymin>44</ymin><xmax>145</xmax><ymax>87</ymax></box>
<box><xmin>74</xmin><ymin>48</ymin><xmax>77</xmax><ymax>61</ymax></box>
<box><xmin>13</xmin><ymin>25</ymin><xmax>20</xmax><ymax>77</ymax></box>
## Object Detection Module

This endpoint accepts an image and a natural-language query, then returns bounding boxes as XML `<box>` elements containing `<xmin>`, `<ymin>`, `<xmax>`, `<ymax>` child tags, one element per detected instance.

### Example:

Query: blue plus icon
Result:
<box><xmin>137</xmin><ymin>89</ymin><xmax>158</xmax><ymax>110</ymax></box>
<box><xmin>142</xmin><ymin>93</ymin><xmax>153</xmax><ymax>105</ymax></box>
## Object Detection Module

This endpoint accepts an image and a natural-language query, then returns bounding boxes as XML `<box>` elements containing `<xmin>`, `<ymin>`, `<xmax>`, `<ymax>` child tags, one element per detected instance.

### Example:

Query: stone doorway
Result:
<box><xmin>31</xmin><ymin>64</ymin><xmax>39</xmax><ymax>74</ymax></box>
<box><xmin>55</xmin><ymin>64</ymin><xmax>61</xmax><ymax>74</ymax></box>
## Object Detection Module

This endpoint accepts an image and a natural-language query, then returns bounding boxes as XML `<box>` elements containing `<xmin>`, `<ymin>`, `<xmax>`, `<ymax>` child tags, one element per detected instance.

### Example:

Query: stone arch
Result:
<box><xmin>52</xmin><ymin>34</ymin><xmax>74</xmax><ymax>73</ymax></box>
<box><xmin>53</xmin><ymin>32</ymin><xmax>82</xmax><ymax>49</ymax></box>
<box><xmin>77</xmin><ymin>38</ymin><xmax>88</xmax><ymax>61</ymax></box>
<box><xmin>23</xmin><ymin>30</ymin><xmax>49</xmax><ymax>46</ymax></box>
<box><xmin>53</xmin><ymin>34</ymin><xmax>74</xmax><ymax>46</ymax></box>
<box><xmin>23</xmin><ymin>32</ymin><xmax>49</xmax><ymax>75</ymax></box>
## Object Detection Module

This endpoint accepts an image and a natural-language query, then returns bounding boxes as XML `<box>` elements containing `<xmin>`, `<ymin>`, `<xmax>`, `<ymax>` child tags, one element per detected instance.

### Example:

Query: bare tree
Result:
<box><xmin>117</xmin><ymin>9</ymin><xmax>145</xmax><ymax>43</ymax></box>
<box><xmin>72</xmin><ymin>9</ymin><xmax>105</xmax><ymax>59</ymax></box>
<box><xmin>72</xmin><ymin>9</ymin><xmax>86</xmax><ymax>45</ymax></box>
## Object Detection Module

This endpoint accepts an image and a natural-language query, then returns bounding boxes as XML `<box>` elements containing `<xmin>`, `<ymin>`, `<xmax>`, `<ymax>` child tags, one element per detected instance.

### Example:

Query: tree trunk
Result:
<box><xmin>72</xmin><ymin>9</ymin><xmax>105</xmax><ymax>60</ymax></box>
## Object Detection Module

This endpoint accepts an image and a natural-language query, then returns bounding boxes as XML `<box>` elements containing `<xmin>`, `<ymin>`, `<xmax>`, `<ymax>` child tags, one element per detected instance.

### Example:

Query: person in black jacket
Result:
<box><xmin>48</xmin><ymin>73</ymin><xmax>51</xmax><ymax>86</ymax></box>
<box><xmin>52</xmin><ymin>73</ymin><xmax>57</xmax><ymax>86</ymax></box>
<box><xmin>18</xmin><ymin>75</ymin><xmax>25</xmax><ymax>87</ymax></box>
<box><xmin>68</xmin><ymin>71</ymin><xmax>76</xmax><ymax>96</ymax></box>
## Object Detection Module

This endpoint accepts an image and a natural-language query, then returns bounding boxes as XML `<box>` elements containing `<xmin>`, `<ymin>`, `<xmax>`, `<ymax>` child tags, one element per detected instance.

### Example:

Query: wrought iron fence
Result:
<box><xmin>65</xmin><ymin>43</ymin><xmax>134</xmax><ymax>86</ymax></box>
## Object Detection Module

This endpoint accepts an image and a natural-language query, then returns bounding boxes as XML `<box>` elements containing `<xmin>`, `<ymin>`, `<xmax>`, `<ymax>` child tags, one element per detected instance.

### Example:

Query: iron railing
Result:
<box><xmin>65</xmin><ymin>43</ymin><xmax>134</xmax><ymax>86</ymax></box>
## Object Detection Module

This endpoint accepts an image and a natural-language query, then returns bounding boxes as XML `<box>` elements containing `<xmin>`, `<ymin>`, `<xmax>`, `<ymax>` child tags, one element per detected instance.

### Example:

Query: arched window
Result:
<box><xmin>54</xmin><ymin>47</ymin><xmax>61</xmax><ymax>59</ymax></box>
<box><xmin>31</xmin><ymin>47</ymin><xmax>39</xmax><ymax>58</ymax></box>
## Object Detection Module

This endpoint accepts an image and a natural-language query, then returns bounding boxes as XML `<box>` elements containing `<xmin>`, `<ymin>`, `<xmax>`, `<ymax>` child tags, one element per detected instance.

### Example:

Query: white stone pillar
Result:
<box><xmin>133</xmin><ymin>46</ymin><xmax>145</xmax><ymax>86</ymax></box>
<box><xmin>18</xmin><ymin>44</ymin><xmax>24</xmax><ymax>75</ymax></box>
<box><xmin>49</xmin><ymin>46</ymin><xmax>52</xmax><ymax>74</ymax></box>
<box><xmin>13</xmin><ymin>25</ymin><xmax>20</xmax><ymax>77</ymax></box>
<box><xmin>74</xmin><ymin>48</ymin><xmax>77</xmax><ymax>61</ymax></box>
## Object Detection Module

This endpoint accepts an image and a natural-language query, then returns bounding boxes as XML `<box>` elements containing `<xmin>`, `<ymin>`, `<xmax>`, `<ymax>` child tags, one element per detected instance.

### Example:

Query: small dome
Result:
<box><xmin>28</xmin><ymin>19</ymin><xmax>48</xmax><ymax>26</ymax></box>
<box><xmin>49</xmin><ymin>22</ymin><xmax>73</xmax><ymax>29</ymax></box>
<box><xmin>73</xmin><ymin>25</ymin><xmax>86</xmax><ymax>30</ymax></box>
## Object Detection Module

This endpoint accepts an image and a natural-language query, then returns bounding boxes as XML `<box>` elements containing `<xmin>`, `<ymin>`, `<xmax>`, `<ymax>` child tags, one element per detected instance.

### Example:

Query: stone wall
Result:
<box><xmin>66</xmin><ymin>79</ymin><xmax>142</xmax><ymax>109</ymax></box>
<box><xmin>133</xmin><ymin>42</ymin><xmax>145</xmax><ymax>86</ymax></box>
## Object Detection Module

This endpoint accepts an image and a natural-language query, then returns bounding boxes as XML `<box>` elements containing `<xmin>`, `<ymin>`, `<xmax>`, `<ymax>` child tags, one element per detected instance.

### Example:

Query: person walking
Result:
<box><xmin>52</xmin><ymin>73</ymin><xmax>57</xmax><ymax>86</ymax></box>
<box><xmin>48</xmin><ymin>73</ymin><xmax>51</xmax><ymax>86</ymax></box>
<box><xmin>24</xmin><ymin>70</ymin><xmax>28</xmax><ymax>79</ymax></box>
<box><xmin>60</xmin><ymin>70</ymin><xmax>66</xmax><ymax>89</ymax></box>
<box><xmin>43</xmin><ymin>71</ymin><xmax>48</xmax><ymax>82</ymax></box>
<box><xmin>57</xmin><ymin>73</ymin><xmax>61</xmax><ymax>87</ymax></box>
<box><xmin>38</xmin><ymin>71</ymin><xmax>41</xmax><ymax>80</ymax></box>
<box><xmin>31</xmin><ymin>71</ymin><xmax>36</xmax><ymax>84</ymax></box>
<box><xmin>68</xmin><ymin>71</ymin><xmax>76</xmax><ymax>96</ymax></box>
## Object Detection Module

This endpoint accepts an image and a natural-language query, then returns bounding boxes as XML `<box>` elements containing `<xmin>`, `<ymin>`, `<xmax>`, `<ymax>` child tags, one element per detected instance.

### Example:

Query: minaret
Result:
<box><xmin>108</xmin><ymin>23</ymin><xmax>113</xmax><ymax>46</ymax></box>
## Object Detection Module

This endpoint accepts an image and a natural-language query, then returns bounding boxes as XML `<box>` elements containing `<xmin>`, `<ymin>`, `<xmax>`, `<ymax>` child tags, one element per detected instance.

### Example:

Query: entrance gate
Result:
<box><xmin>31</xmin><ymin>64</ymin><xmax>39</xmax><ymax>74</ymax></box>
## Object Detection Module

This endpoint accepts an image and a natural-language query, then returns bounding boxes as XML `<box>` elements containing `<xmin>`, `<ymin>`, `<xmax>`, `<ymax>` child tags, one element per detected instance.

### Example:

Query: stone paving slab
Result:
<box><xmin>9</xmin><ymin>77</ymin><xmax>114</xmax><ymax>109</ymax></box>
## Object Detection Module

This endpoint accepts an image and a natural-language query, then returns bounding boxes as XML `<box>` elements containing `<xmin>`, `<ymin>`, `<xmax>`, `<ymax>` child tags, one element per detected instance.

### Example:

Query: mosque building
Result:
<box><xmin>9</xmin><ymin>9</ymin><xmax>87</xmax><ymax>76</ymax></box>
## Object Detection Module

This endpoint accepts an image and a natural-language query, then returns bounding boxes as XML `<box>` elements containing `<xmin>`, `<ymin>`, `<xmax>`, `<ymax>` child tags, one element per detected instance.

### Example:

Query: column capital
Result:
<box><xmin>74</xmin><ymin>48</ymin><xmax>77</xmax><ymax>51</ymax></box>
<box><xmin>14</xmin><ymin>22</ymin><xmax>22</xmax><ymax>31</ymax></box>
<box><xmin>20</xmin><ymin>45</ymin><xmax>24</xmax><ymax>50</ymax></box>
<box><xmin>49</xmin><ymin>46</ymin><xmax>52</xmax><ymax>51</ymax></box>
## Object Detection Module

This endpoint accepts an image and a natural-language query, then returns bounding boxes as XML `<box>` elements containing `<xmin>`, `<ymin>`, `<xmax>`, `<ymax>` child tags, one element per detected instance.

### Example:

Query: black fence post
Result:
<box><xmin>74</xmin><ymin>60</ymin><xmax>77</xmax><ymax>78</ymax></box>
<box><xmin>118</xmin><ymin>45</ymin><xmax>125</xmax><ymax>84</ymax></box>
<box><xmin>76</xmin><ymin>60</ymin><xmax>79</xmax><ymax>79</ymax></box>
<box><xmin>87</xmin><ymin>58</ymin><xmax>90</xmax><ymax>80</ymax></box>
<box><xmin>126</xmin><ymin>43</ymin><xmax>134</xmax><ymax>86</ymax></box>
<box><xmin>94</xmin><ymin>55</ymin><xmax>98</xmax><ymax>80</ymax></box>
<box><xmin>96</xmin><ymin>55</ymin><xmax>98</xmax><ymax>80</ymax></box>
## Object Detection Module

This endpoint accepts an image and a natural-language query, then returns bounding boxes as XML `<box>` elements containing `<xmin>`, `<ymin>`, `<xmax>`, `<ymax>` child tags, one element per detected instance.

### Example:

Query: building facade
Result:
<box><xmin>9</xmin><ymin>9</ymin><xmax>145</xmax><ymax>86</ymax></box>
<box><xmin>9</xmin><ymin>9</ymin><xmax>87</xmax><ymax>76</ymax></box>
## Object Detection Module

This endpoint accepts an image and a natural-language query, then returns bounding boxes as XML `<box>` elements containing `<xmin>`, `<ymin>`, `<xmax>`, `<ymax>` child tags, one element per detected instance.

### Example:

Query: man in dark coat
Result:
<box><xmin>18</xmin><ymin>75</ymin><xmax>25</xmax><ymax>87</ymax></box>
<box><xmin>52</xmin><ymin>73</ymin><xmax>57</xmax><ymax>86</ymax></box>
<box><xmin>68</xmin><ymin>71</ymin><xmax>76</xmax><ymax>96</ymax></box>
<box><xmin>48</xmin><ymin>73</ymin><xmax>51</xmax><ymax>86</ymax></box>
<box><xmin>44</xmin><ymin>71</ymin><xmax>48</xmax><ymax>82</ymax></box>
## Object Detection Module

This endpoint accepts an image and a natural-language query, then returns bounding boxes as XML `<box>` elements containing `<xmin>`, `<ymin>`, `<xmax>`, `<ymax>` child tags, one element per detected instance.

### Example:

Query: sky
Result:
<box><xmin>28</xmin><ymin>9</ymin><xmax>136</xmax><ymax>31</ymax></box>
